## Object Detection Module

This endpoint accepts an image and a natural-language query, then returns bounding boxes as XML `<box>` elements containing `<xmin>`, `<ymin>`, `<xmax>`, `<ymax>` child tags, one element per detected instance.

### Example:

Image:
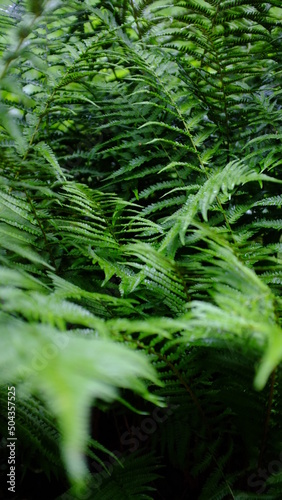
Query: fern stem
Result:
<box><xmin>165</xmin><ymin>357</ymin><xmax>206</xmax><ymax>421</ymax></box>
<box><xmin>162</xmin><ymin>88</ymin><xmax>235</xmax><ymax>239</ymax></box>
<box><xmin>0</xmin><ymin>13</ymin><xmax>40</xmax><ymax>81</ymax></box>
<box><xmin>24</xmin><ymin>189</ymin><xmax>57</xmax><ymax>270</ymax></box>
<box><xmin>129</xmin><ymin>0</ymin><xmax>142</xmax><ymax>39</ymax></box>
<box><xmin>210</xmin><ymin>1</ymin><xmax>231</xmax><ymax>162</ymax></box>
<box><xmin>258</xmin><ymin>368</ymin><xmax>276</xmax><ymax>468</ymax></box>
<box><xmin>135</xmin><ymin>338</ymin><xmax>207</xmax><ymax>423</ymax></box>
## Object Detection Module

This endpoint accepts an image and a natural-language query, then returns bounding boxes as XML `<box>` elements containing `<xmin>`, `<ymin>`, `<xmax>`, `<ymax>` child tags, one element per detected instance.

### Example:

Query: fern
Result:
<box><xmin>0</xmin><ymin>0</ymin><xmax>282</xmax><ymax>498</ymax></box>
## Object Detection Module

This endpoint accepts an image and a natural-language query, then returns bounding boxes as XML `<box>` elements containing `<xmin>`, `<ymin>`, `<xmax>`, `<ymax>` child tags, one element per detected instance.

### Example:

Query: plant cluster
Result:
<box><xmin>0</xmin><ymin>0</ymin><xmax>282</xmax><ymax>498</ymax></box>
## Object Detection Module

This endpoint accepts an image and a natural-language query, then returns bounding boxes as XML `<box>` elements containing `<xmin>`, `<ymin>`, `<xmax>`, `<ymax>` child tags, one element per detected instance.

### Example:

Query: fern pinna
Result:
<box><xmin>0</xmin><ymin>0</ymin><xmax>282</xmax><ymax>499</ymax></box>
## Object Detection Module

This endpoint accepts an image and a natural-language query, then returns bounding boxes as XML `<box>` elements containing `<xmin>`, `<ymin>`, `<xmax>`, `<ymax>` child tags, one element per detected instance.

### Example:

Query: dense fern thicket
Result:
<box><xmin>0</xmin><ymin>0</ymin><xmax>282</xmax><ymax>498</ymax></box>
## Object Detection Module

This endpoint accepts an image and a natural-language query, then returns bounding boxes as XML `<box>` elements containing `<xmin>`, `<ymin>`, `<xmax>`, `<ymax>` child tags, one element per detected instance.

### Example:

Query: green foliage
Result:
<box><xmin>0</xmin><ymin>0</ymin><xmax>282</xmax><ymax>498</ymax></box>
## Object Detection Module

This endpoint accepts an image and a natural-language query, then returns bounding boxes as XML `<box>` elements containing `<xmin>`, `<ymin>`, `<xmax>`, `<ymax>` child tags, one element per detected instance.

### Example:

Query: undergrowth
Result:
<box><xmin>0</xmin><ymin>0</ymin><xmax>282</xmax><ymax>498</ymax></box>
